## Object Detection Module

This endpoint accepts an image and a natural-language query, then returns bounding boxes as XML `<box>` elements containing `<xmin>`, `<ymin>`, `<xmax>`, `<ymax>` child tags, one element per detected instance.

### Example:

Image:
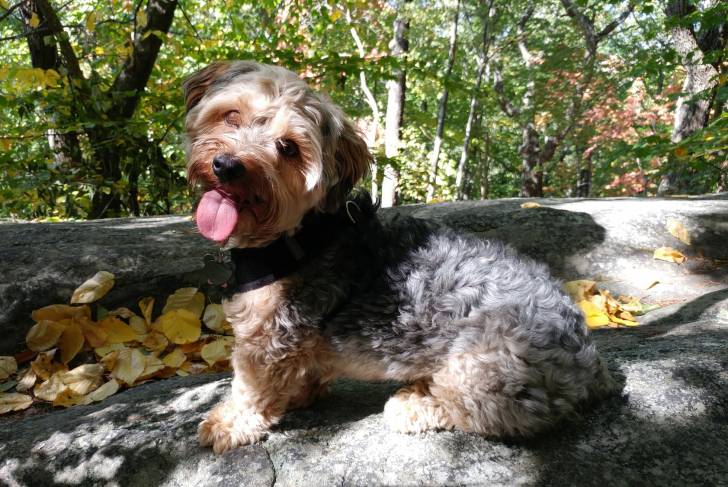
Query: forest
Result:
<box><xmin>0</xmin><ymin>0</ymin><xmax>726</xmax><ymax>219</ymax></box>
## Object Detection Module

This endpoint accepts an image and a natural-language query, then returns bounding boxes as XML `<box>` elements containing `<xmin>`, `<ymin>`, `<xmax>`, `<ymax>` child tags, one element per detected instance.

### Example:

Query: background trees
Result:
<box><xmin>0</xmin><ymin>0</ymin><xmax>725</xmax><ymax>219</ymax></box>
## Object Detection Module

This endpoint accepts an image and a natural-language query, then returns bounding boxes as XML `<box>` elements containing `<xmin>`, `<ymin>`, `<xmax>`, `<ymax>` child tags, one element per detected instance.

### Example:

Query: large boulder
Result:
<box><xmin>1</xmin><ymin>195</ymin><xmax>727</xmax><ymax>486</ymax></box>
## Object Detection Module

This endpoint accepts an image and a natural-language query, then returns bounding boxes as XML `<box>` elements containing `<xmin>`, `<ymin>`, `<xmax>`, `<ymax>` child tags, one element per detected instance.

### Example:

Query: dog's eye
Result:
<box><xmin>224</xmin><ymin>110</ymin><xmax>242</xmax><ymax>128</ymax></box>
<box><xmin>276</xmin><ymin>139</ymin><xmax>299</xmax><ymax>158</ymax></box>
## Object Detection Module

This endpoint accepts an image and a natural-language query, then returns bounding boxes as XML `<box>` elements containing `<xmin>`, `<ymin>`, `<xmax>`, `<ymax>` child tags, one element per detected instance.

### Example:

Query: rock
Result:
<box><xmin>1</xmin><ymin>196</ymin><xmax>727</xmax><ymax>486</ymax></box>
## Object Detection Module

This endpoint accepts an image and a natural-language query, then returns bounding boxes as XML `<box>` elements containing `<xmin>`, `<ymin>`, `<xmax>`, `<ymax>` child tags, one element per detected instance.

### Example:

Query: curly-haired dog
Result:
<box><xmin>183</xmin><ymin>61</ymin><xmax>617</xmax><ymax>454</ymax></box>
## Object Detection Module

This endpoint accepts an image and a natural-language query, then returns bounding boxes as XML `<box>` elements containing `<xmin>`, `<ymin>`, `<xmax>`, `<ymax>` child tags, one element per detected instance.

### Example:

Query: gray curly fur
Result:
<box><xmin>269</xmin><ymin>192</ymin><xmax>617</xmax><ymax>437</ymax></box>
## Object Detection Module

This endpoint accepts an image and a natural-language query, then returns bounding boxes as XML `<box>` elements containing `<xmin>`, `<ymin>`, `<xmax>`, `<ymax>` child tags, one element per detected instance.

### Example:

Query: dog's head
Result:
<box><xmin>183</xmin><ymin>61</ymin><xmax>370</xmax><ymax>247</ymax></box>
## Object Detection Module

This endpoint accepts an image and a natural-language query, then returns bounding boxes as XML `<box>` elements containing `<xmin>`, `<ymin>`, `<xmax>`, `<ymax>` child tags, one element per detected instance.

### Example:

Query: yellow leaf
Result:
<box><xmin>0</xmin><ymin>393</ymin><xmax>33</xmax><ymax>414</ymax></box>
<box><xmin>163</xmin><ymin>288</ymin><xmax>205</xmax><ymax>317</ymax></box>
<box><xmin>26</xmin><ymin>320</ymin><xmax>65</xmax><ymax>352</ymax></box>
<box><xmin>32</xmin><ymin>304</ymin><xmax>90</xmax><ymax>322</ymax></box>
<box><xmin>53</xmin><ymin>388</ymin><xmax>88</xmax><ymax>408</ymax></box>
<box><xmin>29</xmin><ymin>13</ymin><xmax>40</xmax><ymax>28</ymax></box>
<box><xmin>98</xmin><ymin>316</ymin><xmax>137</xmax><ymax>343</ymax></box>
<box><xmin>138</xmin><ymin>296</ymin><xmax>155</xmax><ymax>325</ymax></box>
<box><xmin>16</xmin><ymin>368</ymin><xmax>37</xmax><ymax>392</ymax></box>
<box><xmin>162</xmin><ymin>348</ymin><xmax>186</xmax><ymax>368</ymax></box>
<box><xmin>136</xmin><ymin>9</ymin><xmax>148</xmax><ymax>29</ymax></box>
<box><xmin>563</xmin><ymin>280</ymin><xmax>597</xmax><ymax>302</ymax></box>
<box><xmin>129</xmin><ymin>315</ymin><xmax>149</xmax><ymax>335</ymax></box>
<box><xmin>141</xmin><ymin>330</ymin><xmax>169</xmax><ymax>352</ymax></box>
<box><xmin>95</xmin><ymin>343</ymin><xmax>126</xmax><ymax>359</ymax></box>
<box><xmin>201</xmin><ymin>337</ymin><xmax>233</xmax><ymax>366</ymax></box>
<box><xmin>154</xmin><ymin>309</ymin><xmax>201</xmax><ymax>345</ymax></box>
<box><xmin>0</xmin><ymin>356</ymin><xmax>17</xmax><ymax>381</ymax></box>
<box><xmin>666</xmin><ymin>219</ymin><xmax>691</xmax><ymax>245</ymax></box>
<box><xmin>85</xmin><ymin>379</ymin><xmax>119</xmax><ymax>403</ymax></box>
<box><xmin>578</xmin><ymin>300</ymin><xmax>610</xmax><ymax>328</ymax></box>
<box><xmin>330</xmin><ymin>8</ymin><xmax>342</xmax><ymax>21</ymax></box>
<box><xmin>79</xmin><ymin>318</ymin><xmax>108</xmax><ymax>348</ymax></box>
<box><xmin>180</xmin><ymin>361</ymin><xmax>209</xmax><ymax>375</ymax></box>
<box><xmin>202</xmin><ymin>303</ymin><xmax>228</xmax><ymax>333</ymax></box>
<box><xmin>139</xmin><ymin>354</ymin><xmax>165</xmax><ymax>380</ymax></box>
<box><xmin>30</xmin><ymin>350</ymin><xmax>66</xmax><ymax>381</ymax></box>
<box><xmin>63</xmin><ymin>364</ymin><xmax>103</xmax><ymax>395</ymax></box>
<box><xmin>610</xmin><ymin>315</ymin><xmax>639</xmax><ymax>327</ymax></box>
<box><xmin>44</xmin><ymin>68</ymin><xmax>60</xmax><ymax>88</ymax></box>
<box><xmin>59</xmin><ymin>321</ymin><xmax>84</xmax><ymax>363</ymax></box>
<box><xmin>0</xmin><ymin>0</ymin><xmax>10</xmax><ymax>10</ymax></box>
<box><xmin>106</xmin><ymin>348</ymin><xmax>145</xmax><ymax>386</ymax></box>
<box><xmin>520</xmin><ymin>202</ymin><xmax>541</xmax><ymax>209</ymax></box>
<box><xmin>34</xmin><ymin>371</ymin><xmax>66</xmax><ymax>401</ymax></box>
<box><xmin>71</xmin><ymin>271</ymin><xmax>115</xmax><ymax>304</ymax></box>
<box><xmin>108</xmin><ymin>307</ymin><xmax>135</xmax><ymax>319</ymax></box>
<box><xmin>653</xmin><ymin>246</ymin><xmax>686</xmax><ymax>264</ymax></box>
<box><xmin>85</xmin><ymin>11</ymin><xmax>97</xmax><ymax>32</ymax></box>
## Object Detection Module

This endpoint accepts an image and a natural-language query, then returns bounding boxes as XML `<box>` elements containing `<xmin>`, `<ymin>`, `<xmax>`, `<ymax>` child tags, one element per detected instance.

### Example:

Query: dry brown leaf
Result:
<box><xmin>59</xmin><ymin>321</ymin><xmax>84</xmax><ymax>363</ymax></box>
<box><xmin>139</xmin><ymin>354</ymin><xmax>165</xmax><ymax>380</ymax></box>
<box><xmin>107</xmin><ymin>348</ymin><xmax>146</xmax><ymax>386</ymax></box>
<box><xmin>70</xmin><ymin>271</ymin><xmax>115</xmax><ymax>304</ymax></box>
<box><xmin>16</xmin><ymin>368</ymin><xmax>37</xmax><ymax>392</ymax></box>
<box><xmin>53</xmin><ymin>388</ymin><xmax>89</xmax><ymax>408</ymax></box>
<box><xmin>79</xmin><ymin>318</ymin><xmax>108</xmax><ymax>348</ymax></box>
<box><xmin>201</xmin><ymin>338</ymin><xmax>233</xmax><ymax>366</ymax></box>
<box><xmin>63</xmin><ymin>364</ymin><xmax>103</xmax><ymax>395</ymax></box>
<box><xmin>129</xmin><ymin>315</ymin><xmax>149</xmax><ymax>336</ymax></box>
<box><xmin>94</xmin><ymin>343</ymin><xmax>126</xmax><ymax>359</ymax></box>
<box><xmin>0</xmin><ymin>356</ymin><xmax>17</xmax><ymax>380</ymax></box>
<box><xmin>654</xmin><ymin>246</ymin><xmax>686</xmax><ymax>264</ymax></box>
<box><xmin>108</xmin><ymin>307</ymin><xmax>135</xmax><ymax>319</ymax></box>
<box><xmin>0</xmin><ymin>392</ymin><xmax>33</xmax><ymax>414</ymax></box>
<box><xmin>202</xmin><ymin>304</ymin><xmax>229</xmax><ymax>333</ymax></box>
<box><xmin>97</xmin><ymin>316</ymin><xmax>137</xmax><ymax>344</ymax></box>
<box><xmin>154</xmin><ymin>309</ymin><xmax>201</xmax><ymax>345</ymax></box>
<box><xmin>26</xmin><ymin>320</ymin><xmax>66</xmax><ymax>352</ymax></box>
<box><xmin>138</xmin><ymin>296</ymin><xmax>155</xmax><ymax>325</ymax></box>
<box><xmin>520</xmin><ymin>202</ymin><xmax>541</xmax><ymax>209</ymax></box>
<box><xmin>180</xmin><ymin>361</ymin><xmax>209</xmax><ymax>375</ymax></box>
<box><xmin>162</xmin><ymin>287</ymin><xmax>205</xmax><ymax>318</ymax></box>
<box><xmin>30</xmin><ymin>350</ymin><xmax>66</xmax><ymax>380</ymax></box>
<box><xmin>142</xmin><ymin>331</ymin><xmax>169</xmax><ymax>353</ymax></box>
<box><xmin>161</xmin><ymin>348</ymin><xmax>186</xmax><ymax>368</ymax></box>
<box><xmin>666</xmin><ymin>218</ymin><xmax>691</xmax><ymax>245</ymax></box>
<box><xmin>31</xmin><ymin>304</ymin><xmax>90</xmax><ymax>323</ymax></box>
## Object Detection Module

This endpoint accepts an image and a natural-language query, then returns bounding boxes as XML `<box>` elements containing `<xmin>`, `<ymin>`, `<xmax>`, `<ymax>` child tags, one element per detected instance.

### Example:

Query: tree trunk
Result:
<box><xmin>576</xmin><ymin>151</ymin><xmax>592</xmax><ymax>197</ymax></box>
<box><xmin>479</xmin><ymin>119</ymin><xmax>491</xmax><ymax>199</ymax></box>
<box><xmin>456</xmin><ymin>0</ymin><xmax>494</xmax><ymax>200</ymax></box>
<box><xmin>519</xmin><ymin>123</ymin><xmax>543</xmax><ymax>197</ymax></box>
<box><xmin>426</xmin><ymin>0</ymin><xmax>461</xmax><ymax>202</ymax></box>
<box><xmin>382</xmin><ymin>4</ymin><xmax>409</xmax><ymax>208</ymax></box>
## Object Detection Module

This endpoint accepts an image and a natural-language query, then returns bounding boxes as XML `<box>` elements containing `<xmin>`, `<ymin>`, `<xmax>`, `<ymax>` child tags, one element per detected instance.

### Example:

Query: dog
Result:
<box><xmin>183</xmin><ymin>61</ymin><xmax>617</xmax><ymax>454</ymax></box>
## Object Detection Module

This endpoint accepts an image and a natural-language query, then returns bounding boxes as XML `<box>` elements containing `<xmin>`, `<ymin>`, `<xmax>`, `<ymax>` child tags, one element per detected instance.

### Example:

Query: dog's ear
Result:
<box><xmin>183</xmin><ymin>62</ymin><xmax>232</xmax><ymax>112</ymax></box>
<box><xmin>323</xmin><ymin>116</ymin><xmax>371</xmax><ymax>212</ymax></box>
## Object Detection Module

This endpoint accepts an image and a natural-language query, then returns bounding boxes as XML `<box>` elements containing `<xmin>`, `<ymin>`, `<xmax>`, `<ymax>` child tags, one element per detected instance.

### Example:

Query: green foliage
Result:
<box><xmin>0</xmin><ymin>0</ymin><xmax>725</xmax><ymax>220</ymax></box>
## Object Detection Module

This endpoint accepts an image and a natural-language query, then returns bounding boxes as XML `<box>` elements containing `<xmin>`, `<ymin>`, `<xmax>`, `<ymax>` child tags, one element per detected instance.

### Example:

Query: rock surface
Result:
<box><xmin>1</xmin><ymin>196</ymin><xmax>727</xmax><ymax>486</ymax></box>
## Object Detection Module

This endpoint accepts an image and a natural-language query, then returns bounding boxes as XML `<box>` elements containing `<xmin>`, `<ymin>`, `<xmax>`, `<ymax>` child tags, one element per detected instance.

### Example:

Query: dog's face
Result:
<box><xmin>183</xmin><ymin>61</ymin><xmax>370</xmax><ymax>247</ymax></box>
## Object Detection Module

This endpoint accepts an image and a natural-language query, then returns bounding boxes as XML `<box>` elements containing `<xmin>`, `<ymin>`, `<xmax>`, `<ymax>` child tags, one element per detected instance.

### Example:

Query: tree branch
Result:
<box><xmin>0</xmin><ymin>1</ymin><xmax>23</xmax><ymax>22</ymax></box>
<box><xmin>492</xmin><ymin>67</ymin><xmax>520</xmax><ymax>118</ymax></box>
<box><xmin>516</xmin><ymin>5</ymin><xmax>535</xmax><ymax>65</ymax></box>
<box><xmin>34</xmin><ymin>0</ymin><xmax>84</xmax><ymax>80</ymax></box>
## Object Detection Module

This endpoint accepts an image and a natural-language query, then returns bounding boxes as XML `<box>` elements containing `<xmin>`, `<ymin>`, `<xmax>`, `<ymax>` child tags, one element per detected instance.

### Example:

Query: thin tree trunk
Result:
<box><xmin>456</xmin><ymin>0</ymin><xmax>494</xmax><ymax>200</ymax></box>
<box><xmin>382</xmin><ymin>4</ymin><xmax>409</xmax><ymax>208</ymax></box>
<box><xmin>426</xmin><ymin>0</ymin><xmax>461</xmax><ymax>202</ymax></box>
<box><xmin>479</xmin><ymin>119</ymin><xmax>491</xmax><ymax>199</ymax></box>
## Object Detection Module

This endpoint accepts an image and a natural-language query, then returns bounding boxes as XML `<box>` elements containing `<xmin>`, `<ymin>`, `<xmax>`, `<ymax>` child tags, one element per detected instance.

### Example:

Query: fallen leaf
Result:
<box><xmin>154</xmin><ymin>309</ymin><xmax>201</xmax><ymax>345</ymax></box>
<box><xmin>138</xmin><ymin>297</ymin><xmax>155</xmax><ymax>325</ymax></box>
<box><xmin>97</xmin><ymin>316</ymin><xmax>137</xmax><ymax>344</ymax></box>
<box><xmin>16</xmin><ymin>368</ymin><xmax>37</xmax><ymax>392</ymax></box>
<box><xmin>0</xmin><ymin>380</ymin><xmax>17</xmax><ymax>393</ymax></box>
<box><xmin>202</xmin><ymin>304</ymin><xmax>229</xmax><ymax>333</ymax></box>
<box><xmin>142</xmin><ymin>331</ymin><xmax>169</xmax><ymax>353</ymax></box>
<box><xmin>180</xmin><ymin>361</ymin><xmax>209</xmax><ymax>375</ymax></box>
<box><xmin>71</xmin><ymin>271</ymin><xmax>115</xmax><ymax>304</ymax></box>
<box><xmin>84</xmin><ymin>379</ymin><xmax>119</xmax><ymax>403</ymax></box>
<box><xmin>53</xmin><ymin>388</ymin><xmax>88</xmax><ymax>408</ymax></box>
<box><xmin>34</xmin><ymin>371</ymin><xmax>66</xmax><ymax>401</ymax></box>
<box><xmin>30</xmin><ymin>350</ymin><xmax>66</xmax><ymax>381</ymax></box>
<box><xmin>666</xmin><ymin>219</ymin><xmax>691</xmax><ymax>245</ymax></box>
<box><xmin>577</xmin><ymin>300</ymin><xmax>610</xmax><ymax>328</ymax></box>
<box><xmin>59</xmin><ymin>321</ymin><xmax>84</xmax><ymax>363</ymax></box>
<box><xmin>32</xmin><ymin>304</ymin><xmax>91</xmax><ymax>322</ymax></box>
<box><xmin>129</xmin><ymin>315</ymin><xmax>149</xmax><ymax>336</ymax></box>
<box><xmin>654</xmin><ymin>246</ymin><xmax>686</xmax><ymax>264</ymax></box>
<box><xmin>520</xmin><ymin>202</ymin><xmax>541</xmax><ymax>209</ymax></box>
<box><xmin>0</xmin><ymin>356</ymin><xmax>17</xmax><ymax>380</ymax></box>
<box><xmin>95</xmin><ymin>343</ymin><xmax>126</xmax><ymax>361</ymax></box>
<box><xmin>161</xmin><ymin>348</ymin><xmax>186</xmax><ymax>368</ymax></box>
<box><xmin>162</xmin><ymin>288</ymin><xmax>205</xmax><ymax>318</ymax></box>
<box><xmin>108</xmin><ymin>307</ymin><xmax>135</xmax><ymax>319</ymax></box>
<box><xmin>106</xmin><ymin>348</ymin><xmax>146</xmax><ymax>386</ymax></box>
<box><xmin>564</xmin><ymin>280</ymin><xmax>597</xmax><ymax>302</ymax></box>
<box><xmin>139</xmin><ymin>354</ymin><xmax>165</xmax><ymax>380</ymax></box>
<box><xmin>26</xmin><ymin>320</ymin><xmax>65</xmax><ymax>352</ymax></box>
<box><xmin>79</xmin><ymin>318</ymin><xmax>109</xmax><ymax>347</ymax></box>
<box><xmin>0</xmin><ymin>393</ymin><xmax>33</xmax><ymax>414</ymax></box>
<box><xmin>63</xmin><ymin>364</ymin><xmax>103</xmax><ymax>395</ymax></box>
<box><xmin>201</xmin><ymin>338</ymin><xmax>233</xmax><ymax>366</ymax></box>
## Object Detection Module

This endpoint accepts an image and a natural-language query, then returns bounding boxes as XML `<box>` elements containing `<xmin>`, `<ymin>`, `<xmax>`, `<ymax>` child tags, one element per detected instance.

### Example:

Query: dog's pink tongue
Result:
<box><xmin>196</xmin><ymin>190</ymin><xmax>239</xmax><ymax>242</ymax></box>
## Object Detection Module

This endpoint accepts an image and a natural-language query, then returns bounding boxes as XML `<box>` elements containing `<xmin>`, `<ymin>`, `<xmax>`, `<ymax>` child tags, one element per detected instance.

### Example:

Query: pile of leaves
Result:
<box><xmin>564</xmin><ymin>280</ymin><xmax>658</xmax><ymax>329</ymax></box>
<box><xmin>0</xmin><ymin>272</ymin><xmax>233</xmax><ymax>415</ymax></box>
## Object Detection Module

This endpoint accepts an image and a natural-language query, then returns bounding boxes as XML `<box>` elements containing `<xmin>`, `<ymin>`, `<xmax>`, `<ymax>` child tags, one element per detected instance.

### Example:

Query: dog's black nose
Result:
<box><xmin>212</xmin><ymin>154</ymin><xmax>245</xmax><ymax>182</ymax></box>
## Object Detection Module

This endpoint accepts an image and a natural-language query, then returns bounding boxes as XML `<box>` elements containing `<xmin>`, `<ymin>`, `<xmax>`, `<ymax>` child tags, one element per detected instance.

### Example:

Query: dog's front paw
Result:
<box><xmin>198</xmin><ymin>401</ymin><xmax>267</xmax><ymax>454</ymax></box>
